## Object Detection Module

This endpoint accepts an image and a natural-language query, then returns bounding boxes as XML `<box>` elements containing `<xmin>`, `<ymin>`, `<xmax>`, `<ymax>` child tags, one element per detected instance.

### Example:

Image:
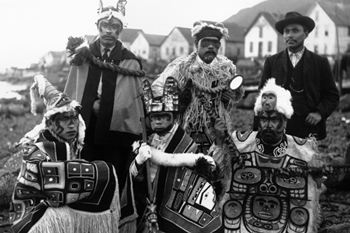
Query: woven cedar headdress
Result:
<box><xmin>142</xmin><ymin>77</ymin><xmax>180</xmax><ymax>114</ymax></box>
<box><xmin>97</xmin><ymin>0</ymin><xmax>127</xmax><ymax>25</ymax></box>
<box><xmin>254</xmin><ymin>78</ymin><xmax>294</xmax><ymax>119</ymax></box>
<box><xmin>29</xmin><ymin>75</ymin><xmax>85</xmax><ymax>144</ymax></box>
<box><xmin>191</xmin><ymin>21</ymin><xmax>229</xmax><ymax>45</ymax></box>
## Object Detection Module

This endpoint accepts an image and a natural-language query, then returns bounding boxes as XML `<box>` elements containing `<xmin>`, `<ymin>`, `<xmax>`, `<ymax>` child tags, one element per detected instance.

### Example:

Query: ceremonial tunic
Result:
<box><xmin>10</xmin><ymin>130</ymin><xmax>120</xmax><ymax>233</ymax></box>
<box><xmin>126</xmin><ymin>123</ymin><xmax>222</xmax><ymax>233</ymax></box>
<box><xmin>216</xmin><ymin>130</ymin><xmax>323</xmax><ymax>233</ymax></box>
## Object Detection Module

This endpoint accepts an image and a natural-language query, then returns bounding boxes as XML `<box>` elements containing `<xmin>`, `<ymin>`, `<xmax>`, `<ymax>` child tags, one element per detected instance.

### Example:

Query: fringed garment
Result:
<box><xmin>152</xmin><ymin>52</ymin><xmax>242</xmax><ymax>136</ymax></box>
<box><xmin>9</xmin><ymin>130</ymin><xmax>120</xmax><ymax>233</ymax></box>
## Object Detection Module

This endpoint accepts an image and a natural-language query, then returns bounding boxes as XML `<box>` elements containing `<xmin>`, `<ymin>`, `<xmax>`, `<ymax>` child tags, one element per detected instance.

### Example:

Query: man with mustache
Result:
<box><xmin>64</xmin><ymin>0</ymin><xmax>145</xmax><ymax>190</ymax></box>
<box><xmin>152</xmin><ymin>21</ymin><xmax>244</xmax><ymax>154</ymax></box>
<box><xmin>10</xmin><ymin>75</ymin><xmax>120</xmax><ymax>233</ymax></box>
<box><xmin>213</xmin><ymin>78</ymin><xmax>327</xmax><ymax>233</ymax></box>
<box><xmin>258</xmin><ymin>11</ymin><xmax>339</xmax><ymax>140</ymax></box>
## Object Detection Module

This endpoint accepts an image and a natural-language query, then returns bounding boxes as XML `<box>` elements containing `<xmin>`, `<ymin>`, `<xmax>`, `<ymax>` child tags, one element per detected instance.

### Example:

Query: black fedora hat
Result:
<box><xmin>275</xmin><ymin>12</ymin><xmax>315</xmax><ymax>34</ymax></box>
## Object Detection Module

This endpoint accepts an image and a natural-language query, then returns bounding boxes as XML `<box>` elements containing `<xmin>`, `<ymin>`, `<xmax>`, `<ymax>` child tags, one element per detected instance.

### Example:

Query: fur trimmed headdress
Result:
<box><xmin>254</xmin><ymin>78</ymin><xmax>294</xmax><ymax>119</ymax></box>
<box><xmin>96</xmin><ymin>0</ymin><xmax>127</xmax><ymax>26</ymax></box>
<box><xmin>29</xmin><ymin>75</ymin><xmax>85</xmax><ymax>145</ymax></box>
<box><xmin>191</xmin><ymin>21</ymin><xmax>229</xmax><ymax>44</ymax></box>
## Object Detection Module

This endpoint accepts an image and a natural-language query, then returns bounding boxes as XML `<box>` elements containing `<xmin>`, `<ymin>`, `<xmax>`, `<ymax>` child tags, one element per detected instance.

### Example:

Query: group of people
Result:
<box><xmin>9</xmin><ymin>0</ymin><xmax>340</xmax><ymax>232</ymax></box>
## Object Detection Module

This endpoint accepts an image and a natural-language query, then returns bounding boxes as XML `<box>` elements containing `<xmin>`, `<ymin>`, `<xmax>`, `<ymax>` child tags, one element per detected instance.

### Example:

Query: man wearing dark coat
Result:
<box><xmin>258</xmin><ymin>11</ymin><xmax>339</xmax><ymax>140</ymax></box>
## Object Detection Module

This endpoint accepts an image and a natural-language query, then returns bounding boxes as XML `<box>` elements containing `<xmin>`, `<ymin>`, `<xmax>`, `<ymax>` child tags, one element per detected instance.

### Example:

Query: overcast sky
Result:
<box><xmin>0</xmin><ymin>0</ymin><xmax>264</xmax><ymax>70</ymax></box>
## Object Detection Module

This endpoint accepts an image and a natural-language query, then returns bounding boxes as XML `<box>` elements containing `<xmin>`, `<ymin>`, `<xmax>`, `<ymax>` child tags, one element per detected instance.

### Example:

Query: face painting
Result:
<box><xmin>258</xmin><ymin>111</ymin><xmax>286</xmax><ymax>145</ymax></box>
<box><xmin>197</xmin><ymin>37</ymin><xmax>220</xmax><ymax>64</ymax></box>
<box><xmin>149</xmin><ymin>112</ymin><xmax>174</xmax><ymax>136</ymax></box>
<box><xmin>97</xmin><ymin>17</ymin><xmax>122</xmax><ymax>48</ymax></box>
<box><xmin>48</xmin><ymin>111</ymin><xmax>79</xmax><ymax>142</ymax></box>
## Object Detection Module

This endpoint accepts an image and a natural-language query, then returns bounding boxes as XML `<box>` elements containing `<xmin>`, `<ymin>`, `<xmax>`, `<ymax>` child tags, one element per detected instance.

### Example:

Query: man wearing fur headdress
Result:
<box><xmin>121</xmin><ymin>77</ymin><xmax>224</xmax><ymax>233</ymax></box>
<box><xmin>10</xmin><ymin>75</ymin><xmax>120</xmax><ymax>233</ymax></box>
<box><xmin>152</xmin><ymin>21</ymin><xmax>244</xmax><ymax>154</ymax></box>
<box><xmin>213</xmin><ymin>78</ymin><xmax>328</xmax><ymax>233</ymax></box>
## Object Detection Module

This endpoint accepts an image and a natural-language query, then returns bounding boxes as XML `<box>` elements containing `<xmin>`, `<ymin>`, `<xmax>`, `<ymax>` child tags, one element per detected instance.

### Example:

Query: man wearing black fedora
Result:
<box><xmin>258</xmin><ymin>11</ymin><xmax>339</xmax><ymax>140</ymax></box>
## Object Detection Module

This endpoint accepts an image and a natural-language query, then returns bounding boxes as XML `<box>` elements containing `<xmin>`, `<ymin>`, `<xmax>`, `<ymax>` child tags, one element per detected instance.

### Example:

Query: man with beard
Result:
<box><xmin>151</xmin><ymin>20</ymin><xmax>244</xmax><ymax>154</ymax></box>
<box><xmin>64</xmin><ymin>0</ymin><xmax>145</xmax><ymax>190</ymax></box>
<box><xmin>258</xmin><ymin>12</ymin><xmax>339</xmax><ymax>140</ymax></box>
<box><xmin>121</xmin><ymin>77</ymin><xmax>223</xmax><ymax>233</ymax></box>
<box><xmin>10</xmin><ymin>75</ymin><xmax>120</xmax><ymax>233</ymax></box>
<box><xmin>213</xmin><ymin>78</ymin><xmax>327</xmax><ymax>233</ymax></box>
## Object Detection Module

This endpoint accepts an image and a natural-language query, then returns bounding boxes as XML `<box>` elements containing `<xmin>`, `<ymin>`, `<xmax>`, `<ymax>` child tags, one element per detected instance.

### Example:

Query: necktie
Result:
<box><xmin>290</xmin><ymin>52</ymin><xmax>301</xmax><ymax>67</ymax></box>
<box><xmin>102</xmin><ymin>48</ymin><xmax>109</xmax><ymax>60</ymax></box>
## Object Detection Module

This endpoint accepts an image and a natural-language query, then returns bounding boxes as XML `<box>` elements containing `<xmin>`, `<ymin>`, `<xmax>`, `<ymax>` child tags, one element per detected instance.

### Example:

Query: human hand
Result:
<box><xmin>93</xmin><ymin>99</ymin><xmax>100</xmax><ymax>116</ymax></box>
<box><xmin>135</xmin><ymin>143</ymin><xmax>151</xmax><ymax>165</ymax></box>
<box><xmin>221</xmin><ymin>89</ymin><xmax>235</xmax><ymax>104</ymax></box>
<box><xmin>213</xmin><ymin>118</ymin><xmax>226</xmax><ymax>142</ymax></box>
<box><xmin>201</xmin><ymin>155</ymin><xmax>216</xmax><ymax>170</ymax></box>
<box><xmin>305</xmin><ymin>112</ymin><xmax>322</xmax><ymax>125</ymax></box>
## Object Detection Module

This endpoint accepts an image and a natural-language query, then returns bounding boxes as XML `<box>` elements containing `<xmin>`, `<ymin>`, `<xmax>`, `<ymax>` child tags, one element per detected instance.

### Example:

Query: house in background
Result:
<box><xmin>244</xmin><ymin>11</ymin><xmax>283</xmax><ymax>59</ymax></box>
<box><xmin>130</xmin><ymin>32</ymin><xmax>166</xmax><ymax>61</ymax></box>
<box><xmin>225</xmin><ymin>22</ymin><xmax>246</xmax><ymax>60</ymax></box>
<box><xmin>160</xmin><ymin>27</ymin><xmax>194</xmax><ymax>62</ymax></box>
<box><xmin>119</xmin><ymin>28</ymin><xmax>144</xmax><ymax>49</ymax></box>
<box><xmin>305</xmin><ymin>1</ymin><xmax>350</xmax><ymax>56</ymax></box>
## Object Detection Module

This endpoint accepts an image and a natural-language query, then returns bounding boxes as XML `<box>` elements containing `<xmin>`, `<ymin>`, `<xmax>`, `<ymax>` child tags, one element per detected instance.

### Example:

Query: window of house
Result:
<box><xmin>259</xmin><ymin>27</ymin><xmax>263</xmax><ymax>38</ymax></box>
<box><xmin>250</xmin><ymin>42</ymin><xmax>253</xmax><ymax>53</ymax></box>
<box><xmin>324</xmin><ymin>45</ymin><xmax>327</xmax><ymax>54</ymax></box>
<box><xmin>172</xmin><ymin>47</ymin><xmax>176</xmax><ymax>55</ymax></box>
<box><xmin>166</xmin><ymin>47</ymin><xmax>169</xmax><ymax>55</ymax></box>
<box><xmin>314</xmin><ymin>45</ymin><xmax>318</xmax><ymax>54</ymax></box>
<box><xmin>315</xmin><ymin>27</ymin><xmax>318</xmax><ymax>38</ymax></box>
<box><xmin>325</xmin><ymin>30</ymin><xmax>328</xmax><ymax>36</ymax></box>
<box><xmin>180</xmin><ymin>47</ymin><xmax>184</xmax><ymax>54</ymax></box>
<box><xmin>348</xmin><ymin>26</ymin><xmax>350</xmax><ymax>36</ymax></box>
<box><xmin>268</xmin><ymin>41</ymin><xmax>272</xmax><ymax>52</ymax></box>
<box><xmin>143</xmin><ymin>50</ymin><xmax>146</xmax><ymax>54</ymax></box>
<box><xmin>237</xmin><ymin>48</ymin><xmax>241</xmax><ymax>56</ymax></box>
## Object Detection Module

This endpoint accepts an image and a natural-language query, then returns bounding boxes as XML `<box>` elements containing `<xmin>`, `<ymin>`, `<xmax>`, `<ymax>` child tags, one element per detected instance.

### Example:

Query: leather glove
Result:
<box><xmin>135</xmin><ymin>142</ymin><xmax>151</xmax><ymax>165</ymax></box>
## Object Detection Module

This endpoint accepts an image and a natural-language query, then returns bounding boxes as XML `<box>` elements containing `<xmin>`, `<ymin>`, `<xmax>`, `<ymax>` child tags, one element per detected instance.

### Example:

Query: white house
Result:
<box><xmin>130</xmin><ymin>32</ymin><xmax>166</xmax><ymax>60</ymax></box>
<box><xmin>244</xmin><ymin>12</ymin><xmax>283</xmax><ymax>59</ymax></box>
<box><xmin>160</xmin><ymin>27</ymin><xmax>194</xmax><ymax>62</ymax></box>
<box><xmin>305</xmin><ymin>1</ymin><xmax>350</xmax><ymax>55</ymax></box>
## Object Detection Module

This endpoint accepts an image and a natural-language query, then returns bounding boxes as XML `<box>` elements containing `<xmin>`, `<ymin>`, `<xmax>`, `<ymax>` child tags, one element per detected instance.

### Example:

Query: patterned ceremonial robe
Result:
<box><xmin>127</xmin><ymin>123</ymin><xmax>222</xmax><ymax>233</ymax></box>
<box><xmin>217</xmin><ymin>130</ymin><xmax>323</xmax><ymax>233</ymax></box>
<box><xmin>9</xmin><ymin>130</ymin><xmax>120</xmax><ymax>233</ymax></box>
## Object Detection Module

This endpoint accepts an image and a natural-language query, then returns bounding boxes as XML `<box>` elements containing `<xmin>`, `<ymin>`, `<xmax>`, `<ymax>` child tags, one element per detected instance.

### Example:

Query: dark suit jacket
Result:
<box><xmin>258</xmin><ymin>48</ymin><xmax>339</xmax><ymax>139</ymax></box>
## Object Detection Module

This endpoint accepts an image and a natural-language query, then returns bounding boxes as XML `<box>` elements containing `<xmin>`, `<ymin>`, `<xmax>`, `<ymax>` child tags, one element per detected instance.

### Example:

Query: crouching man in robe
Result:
<box><xmin>121</xmin><ymin>77</ymin><xmax>223</xmax><ymax>233</ymax></box>
<box><xmin>9</xmin><ymin>75</ymin><xmax>120</xmax><ymax>233</ymax></box>
<box><xmin>213</xmin><ymin>78</ymin><xmax>328</xmax><ymax>233</ymax></box>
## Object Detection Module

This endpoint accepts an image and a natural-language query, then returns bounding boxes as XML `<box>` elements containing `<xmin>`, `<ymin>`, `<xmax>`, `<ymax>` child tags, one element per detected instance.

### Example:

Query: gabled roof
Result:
<box><xmin>318</xmin><ymin>1</ymin><xmax>350</xmax><ymax>26</ymax></box>
<box><xmin>224</xmin><ymin>0</ymin><xmax>350</xmax><ymax>29</ymax></box>
<box><xmin>143</xmin><ymin>33</ymin><xmax>166</xmax><ymax>46</ymax></box>
<box><xmin>225</xmin><ymin>22</ymin><xmax>246</xmax><ymax>42</ymax></box>
<box><xmin>224</xmin><ymin>0</ymin><xmax>316</xmax><ymax>28</ymax></box>
<box><xmin>120</xmin><ymin>28</ymin><xmax>144</xmax><ymax>43</ymax></box>
<box><xmin>176</xmin><ymin>27</ymin><xmax>193</xmax><ymax>44</ymax></box>
<box><xmin>244</xmin><ymin>11</ymin><xmax>283</xmax><ymax>36</ymax></box>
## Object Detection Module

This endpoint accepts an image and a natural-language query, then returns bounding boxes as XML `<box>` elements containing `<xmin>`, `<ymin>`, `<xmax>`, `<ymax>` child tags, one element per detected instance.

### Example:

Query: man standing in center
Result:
<box><xmin>258</xmin><ymin>12</ymin><xmax>339</xmax><ymax>140</ymax></box>
<box><xmin>152</xmin><ymin>21</ymin><xmax>244</xmax><ymax>154</ymax></box>
<box><xmin>64</xmin><ymin>0</ymin><xmax>145</xmax><ymax>189</ymax></box>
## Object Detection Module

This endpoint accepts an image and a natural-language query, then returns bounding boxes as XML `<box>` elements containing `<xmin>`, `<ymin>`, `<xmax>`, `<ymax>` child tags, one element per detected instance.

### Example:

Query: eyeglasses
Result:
<box><xmin>200</xmin><ymin>39</ymin><xmax>221</xmax><ymax>49</ymax></box>
<box><xmin>99</xmin><ymin>22</ymin><xmax>121</xmax><ymax>32</ymax></box>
